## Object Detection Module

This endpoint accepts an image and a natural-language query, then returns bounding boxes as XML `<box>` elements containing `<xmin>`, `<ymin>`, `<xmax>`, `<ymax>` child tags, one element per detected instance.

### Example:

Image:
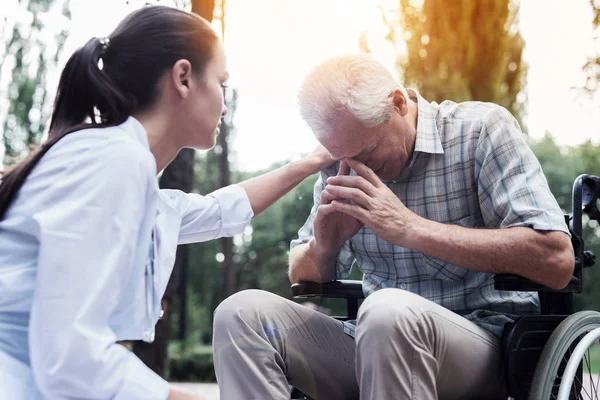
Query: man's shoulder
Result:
<box><xmin>434</xmin><ymin>101</ymin><xmax>522</xmax><ymax>146</ymax></box>
<box><xmin>437</xmin><ymin>100</ymin><xmax>515</xmax><ymax>125</ymax></box>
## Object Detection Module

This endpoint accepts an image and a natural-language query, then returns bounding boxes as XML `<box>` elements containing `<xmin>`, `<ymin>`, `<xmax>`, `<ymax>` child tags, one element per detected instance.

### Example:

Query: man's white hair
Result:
<box><xmin>298</xmin><ymin>53</ymin><xmax>408</xmax><ymax>136</ymax></box>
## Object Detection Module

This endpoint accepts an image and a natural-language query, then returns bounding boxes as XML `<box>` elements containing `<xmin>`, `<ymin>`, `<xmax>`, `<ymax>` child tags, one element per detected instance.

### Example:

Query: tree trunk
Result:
<box><xmin>217</xmin><ymin>0</ymin><xmax>234</xmax><ymax>298</ymax></box>
<box><xmin>132</xmin><ymin>0</ymin><xmax>215</xmax><ymax>376</ymax></box>
<box><xmin>217</xmin><ymin>118</ymin><xmax>235</xmax><ymax>299</ymax></box>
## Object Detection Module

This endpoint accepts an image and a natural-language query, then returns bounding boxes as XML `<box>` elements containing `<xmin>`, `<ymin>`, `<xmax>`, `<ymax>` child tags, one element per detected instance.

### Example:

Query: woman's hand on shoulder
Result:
<box><xmin>306</xmin><ymin>144</ymin><xmax>335</xmax><ymax>173</ymax></box>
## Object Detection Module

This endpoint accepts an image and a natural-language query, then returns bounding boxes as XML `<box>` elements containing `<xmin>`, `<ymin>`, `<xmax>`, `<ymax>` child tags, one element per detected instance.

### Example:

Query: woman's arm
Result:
<box><xmin>238</xmin><ymin>145</ymin><xmax>333</xmax><ymax>217</ymax></box>
<box><xmin>163</xmin><ymin>145</ymin><xmax>334</xmax><ymax>245</ymax></box>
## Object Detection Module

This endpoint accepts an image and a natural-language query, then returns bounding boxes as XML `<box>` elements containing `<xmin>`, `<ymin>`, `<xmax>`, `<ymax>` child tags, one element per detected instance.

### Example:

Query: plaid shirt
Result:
<box><xmin>291</xmin><ymin>90</ymin><xmax>569</xmax><ymax>338</ymax></box>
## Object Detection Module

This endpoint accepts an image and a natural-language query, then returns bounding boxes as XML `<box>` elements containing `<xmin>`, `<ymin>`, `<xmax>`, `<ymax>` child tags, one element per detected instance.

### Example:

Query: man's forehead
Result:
<box><xmin>315</xmin><ymin>110</ymin><xmax>374</xmax><ymax>158</ymax></box>
<box><xmin>318</xmin><ymin>129</ymin><xmax>369</xmax><ymax>160</ymax></box>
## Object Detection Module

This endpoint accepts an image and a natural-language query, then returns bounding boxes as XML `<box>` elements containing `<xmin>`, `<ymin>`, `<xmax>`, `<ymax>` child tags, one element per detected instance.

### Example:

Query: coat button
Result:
<box><xmin>159</xmin><ymin>309</ymin><xmax>165</xmax><ymax>319</ymax></box>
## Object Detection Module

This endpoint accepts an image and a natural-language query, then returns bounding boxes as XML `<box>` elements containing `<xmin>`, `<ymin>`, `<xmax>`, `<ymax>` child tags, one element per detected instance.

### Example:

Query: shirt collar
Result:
<box><xmin>122</xmin><ymin>116</ymin><xmax>151</xmax><ymax>151</ymax></box>
<box><xmin>409</xmin><ymin>89</ymin><xmax>444</xmax><ymax>155</ymax></box>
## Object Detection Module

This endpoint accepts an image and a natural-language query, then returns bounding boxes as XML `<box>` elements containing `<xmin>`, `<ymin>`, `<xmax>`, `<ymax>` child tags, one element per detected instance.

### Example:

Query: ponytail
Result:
<box><xmin>0</xmin><ymin>37</ymin><xmax>134</xmax><ymax>221</ymax></box>
<box><xmin>49</xmin><ymin>37</ymin><xmax>135</xmax><ymax>136</ymax></box>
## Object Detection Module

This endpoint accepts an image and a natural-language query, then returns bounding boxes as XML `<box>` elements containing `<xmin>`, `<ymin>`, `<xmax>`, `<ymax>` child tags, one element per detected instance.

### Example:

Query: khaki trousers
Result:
<box><xmin>213</xmin><ymin>288</ymin><xmax>506</xmax><ymax>400</ymax></box>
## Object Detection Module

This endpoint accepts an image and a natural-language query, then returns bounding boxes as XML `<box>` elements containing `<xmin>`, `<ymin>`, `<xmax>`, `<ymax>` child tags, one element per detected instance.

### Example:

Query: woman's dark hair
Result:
<box><xmin>0</xmin><ymin>5</ymin><xmax>218</xmax><ymax>221</ymax></box>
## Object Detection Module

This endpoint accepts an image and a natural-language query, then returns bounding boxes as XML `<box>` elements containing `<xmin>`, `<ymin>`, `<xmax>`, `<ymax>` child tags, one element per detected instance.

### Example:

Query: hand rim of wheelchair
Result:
<box><xmin>558</xmin><ymin>326</ymin><xmax>600</xmax><ymax>399</ymax></box>
<box><xmin>528</xmin><ymin>310</ymin><xmax>600</xmax><ymax>400</ymax></box>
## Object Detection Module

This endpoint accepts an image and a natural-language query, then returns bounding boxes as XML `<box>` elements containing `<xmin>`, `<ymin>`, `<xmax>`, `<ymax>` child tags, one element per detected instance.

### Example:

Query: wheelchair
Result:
<box><xmin>290</xmin><ymin>174</ymin><xmax>600</xmax><ymax>400</ymax></box>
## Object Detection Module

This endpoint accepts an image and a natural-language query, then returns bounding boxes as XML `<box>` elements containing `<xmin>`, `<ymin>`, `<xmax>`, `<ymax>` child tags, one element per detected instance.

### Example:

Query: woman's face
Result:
<box><xmin>181</xmin><ymin>41</ymin><xmax>229</xmax><ymax>150</ymax></box>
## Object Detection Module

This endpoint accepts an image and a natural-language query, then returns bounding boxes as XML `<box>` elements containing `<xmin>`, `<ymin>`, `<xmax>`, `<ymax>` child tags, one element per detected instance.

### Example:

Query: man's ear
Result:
<box><xmin>391</xmin><ymin>88</ymin><xmax>409</xmax><ymax>116</ymax></box>
<box><xmin>171</xmin><ymin>59</ymin><xmax>193</xmax><ymax>99</ymax></box>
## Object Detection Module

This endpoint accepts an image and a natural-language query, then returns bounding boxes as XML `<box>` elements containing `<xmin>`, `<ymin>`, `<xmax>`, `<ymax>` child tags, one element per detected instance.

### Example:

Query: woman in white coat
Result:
<box><xmin>0</xmin><ymin>5</ymin><xmax>333</xmax><ymax>400</ymax></box>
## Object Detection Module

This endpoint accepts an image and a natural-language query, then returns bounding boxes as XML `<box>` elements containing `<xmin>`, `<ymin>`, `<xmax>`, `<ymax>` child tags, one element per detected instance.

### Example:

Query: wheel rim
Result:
<box><xmin>549</xmin><ymin>328</ymin><xmax>600</xmax><ymax>399</ymax></box>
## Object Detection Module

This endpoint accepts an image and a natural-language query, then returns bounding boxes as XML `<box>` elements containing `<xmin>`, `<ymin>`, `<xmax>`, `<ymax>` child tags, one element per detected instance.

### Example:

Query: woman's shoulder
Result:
<box><xmin>46</xmin><ymin>119</ymin><xmax>156</xmax><ymax>176</ymax></box>
<box><xmin>23</xmin><ymin>119</ymin><xmax>158</xmax><ymax>205</ymax></box>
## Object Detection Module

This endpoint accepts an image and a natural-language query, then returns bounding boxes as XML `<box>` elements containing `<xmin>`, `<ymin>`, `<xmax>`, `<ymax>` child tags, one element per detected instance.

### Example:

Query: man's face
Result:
<box><xmin>317</xmin><ymin>111</ymin><xmax>413</xmax><ymax>181</ymax></box>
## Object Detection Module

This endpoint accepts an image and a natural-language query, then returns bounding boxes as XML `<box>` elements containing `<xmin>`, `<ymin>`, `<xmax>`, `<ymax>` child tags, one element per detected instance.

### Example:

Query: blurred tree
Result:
<box><xmin>236</xmin><ymin>167</ymin><xmax>316</xmax><ymax>297</ymax></box>
<box><xmin>132</xmin><ymin>0</ymin><xmax>216</xmax><ymax>376</ymax></box>
<box><xmin>186</xmin><ymin>0</ymin><xmax>237</xmax><ymax>342</ymax></box>
<box><xmin>583</xmin><ymin>0</ymin><xmax>600</xmax><ymax>93</ymax></box>
<box><xmin>376</xmin><ymin>0</ymin><xmax>527</xmax><ymax>125</ymax></box>
<box><xmin>215</xmin><ymin>0</ymin><xmax>236</xmax><ymax>300</ymax></box>
<box><xmin>180</xmin><ymin>87</ymin><xmax>237</xmax><ymax>345</ymax></box>
<box><xmin>1</xmin><ymin>0</ymin><xmax>71</xmax><ymax>168</ymax></box>
<box><xmin>181</xmin><ymin>161</ymin><xmax>319</xmax><ymax>345</ymax></box>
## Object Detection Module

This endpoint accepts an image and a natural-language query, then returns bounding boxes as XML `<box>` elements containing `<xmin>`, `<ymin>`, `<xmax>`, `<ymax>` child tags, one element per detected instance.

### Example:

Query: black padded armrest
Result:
<box><xmin>291</xmin><ymin>280</ymin><xmax>365</xmax><ymax>299</ymax></box>
<box><xmin>494</xmin><ymin>274</ymin><xmax>581</xmax><ymax>293</ymax></box>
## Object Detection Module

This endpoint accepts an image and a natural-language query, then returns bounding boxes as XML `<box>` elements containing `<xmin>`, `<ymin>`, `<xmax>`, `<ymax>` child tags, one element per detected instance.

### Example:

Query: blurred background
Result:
<box><xmin>1</xmin><ymin>0</ymin><xmax>600</xmax><ymax>383</ymax></box>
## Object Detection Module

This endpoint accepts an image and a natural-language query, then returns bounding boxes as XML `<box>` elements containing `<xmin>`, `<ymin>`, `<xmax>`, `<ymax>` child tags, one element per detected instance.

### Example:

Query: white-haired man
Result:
<box><xmin>212</xmin><ymin>54</ymin><xmax>574</xmax><ymax>399</ymax></box>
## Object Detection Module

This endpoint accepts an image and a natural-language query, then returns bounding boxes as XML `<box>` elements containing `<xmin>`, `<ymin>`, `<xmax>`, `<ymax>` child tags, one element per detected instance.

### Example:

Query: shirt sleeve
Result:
<box><xmin>29</xmin><ymin>140</ymin><xmax>169</xmax><ymax>400</ymax></box>
<box><xmin>290</xmin><ymin>163</ymin><xmax>356</xmax><ymax>279</ymax></box>
<box><xmin>160</xmin><ymin>184</ymin><xmax>254</xmax><ymax>245</ymax></box>
<box><xmin>475</xmin><ymin>106</ymin><xmax>569</xmax><ymax>234</ymax></box>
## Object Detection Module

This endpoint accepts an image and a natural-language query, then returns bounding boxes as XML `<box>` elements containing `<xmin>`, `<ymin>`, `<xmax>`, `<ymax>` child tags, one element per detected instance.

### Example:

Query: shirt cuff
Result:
<box><xmin>208</xmin><ymin>184</ymin><xmax>254</xmax><ymax>237</ymax></box>
<box><xmin>114</xmin><ymin>355</ymin><xmax>170</xmax><ymax>400</ymax></box>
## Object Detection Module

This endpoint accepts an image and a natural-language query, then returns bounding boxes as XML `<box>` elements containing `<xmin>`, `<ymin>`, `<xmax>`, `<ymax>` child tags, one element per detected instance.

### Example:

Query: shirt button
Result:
<box><xmin>143</xmin><ymin>329</ymin><xmax>155</xmax><ymax>343</ymax></box>
<box><xmin>400</xmin><ymin>283</ymin><xmax>407</xmax><ymax>290</ymax></box>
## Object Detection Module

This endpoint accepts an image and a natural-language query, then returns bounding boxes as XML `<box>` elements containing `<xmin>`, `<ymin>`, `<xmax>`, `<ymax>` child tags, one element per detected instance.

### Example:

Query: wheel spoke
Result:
<box><xmin>585</xmin><ymin>351</ymin><xmax>599</xmax><ymax>400</ymax></box>
<box><xmin>583</xmin><ymin>352</ymin><xmax>594</xmax><ymax>400</ymax></box>
<box><xmin>577</xmin><ymin>373</ymin><xmax>591</xmax><ymax>399</ymax></box>
<box><xmin>595</xmin><ymin>369</ymin><xmax>600</xmax><ymax>399</ymax></box>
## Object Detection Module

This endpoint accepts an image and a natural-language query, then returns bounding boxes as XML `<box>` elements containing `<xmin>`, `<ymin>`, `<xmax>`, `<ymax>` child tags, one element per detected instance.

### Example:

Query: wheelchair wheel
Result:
<box><xmin>528</xmin><ymin>310</ymin><xmax>600</xmax><ymax>400</ymax></box>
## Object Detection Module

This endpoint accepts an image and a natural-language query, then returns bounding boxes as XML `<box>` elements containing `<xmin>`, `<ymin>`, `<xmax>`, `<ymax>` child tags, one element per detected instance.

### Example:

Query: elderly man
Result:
<box><xmin>212</xmin><ymin>54</ymin><xmax>573</xmax><ymax>400</ymax></box>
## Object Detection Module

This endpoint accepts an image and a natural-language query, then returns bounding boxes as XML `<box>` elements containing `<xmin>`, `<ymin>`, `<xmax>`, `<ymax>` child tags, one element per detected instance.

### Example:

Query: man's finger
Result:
<box><xmin>338</xmin><ymin>160</ymin><xmax>351</xmax><ymax>176</ymax></box>
<box><xmin>326</xmin><ymin>175</ymin><xmax>377</xmax><ymax>197</ymax></box>
<box><xmin>320</xmin><ymin>189</ymin><xmax>338</xmax><ymax>205</ymax></box>
<box><xmin>330</xmin><ymin>200</ymin><xmax>369</xmax><ymax>223</ymax></box>
<box><xmin>325</xmin><ymin>184</ymin><xmax>372</xmax><ymax>209</ymax></box>
<box><xmin>345</xmin><ymin>158</ymin><xmax>382</xmax><ymax>188</ymax></box>
<box><xmin>317</xmin><ymin>203</ymin><xmax>338</xmax><ymax>216</ymax></box>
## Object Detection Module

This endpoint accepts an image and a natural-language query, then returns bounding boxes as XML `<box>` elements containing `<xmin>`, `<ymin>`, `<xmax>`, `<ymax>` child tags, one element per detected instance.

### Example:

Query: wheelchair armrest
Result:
<box><xmin>291</xmin><ymin>280</ymin><xmax>364</xmax><ymax>321</ymax></box>
<box><xmin>291</xmin><ymin>280</ymin><xmax>365</xmax><ymax>299</ymax></box>
<box><xmin>494</xmin><ymin>274</ymin><xmax>581</xmax><ymax>293</ymax></box>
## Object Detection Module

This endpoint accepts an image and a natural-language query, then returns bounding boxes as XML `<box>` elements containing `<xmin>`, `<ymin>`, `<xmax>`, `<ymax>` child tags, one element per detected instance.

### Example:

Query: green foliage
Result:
<box><xmin>178</xmin><ymin>161</ymin><xmax>319</xmax><ymax>344</ymax></box>
<box><xmin>167</xmin><ymin>344</ymin><xmax>216</xmax><ymax>382</ymax></box>
<box><xmin>381</xmin><ymin>0</ymin><xmax>527</xmax><ymax>125</ymax></box>
<box><xmin>1</xmin><ymin>0</ymin><xmax>70</xmax><ymax>167</ymax></box>
<box><xmin>583</xmin><ymin>0</ymin><xmax>600</xmax><ymax>93</ymax></box>
<box><xmin>237</xmin><ymin>173</ymin><xmax>316</xmax><ymax>297</ymax></box>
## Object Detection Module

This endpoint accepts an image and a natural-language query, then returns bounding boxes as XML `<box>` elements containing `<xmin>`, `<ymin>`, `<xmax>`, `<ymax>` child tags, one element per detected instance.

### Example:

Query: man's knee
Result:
<box><xmin>213</xmin><ymin>289</ymin><xmax>277</xmax><ymax>331</ymax></box>
<box><xmin>356</xmin><ymin>288</ymin><xmax>434</xmax><ymax>339</ymax></box>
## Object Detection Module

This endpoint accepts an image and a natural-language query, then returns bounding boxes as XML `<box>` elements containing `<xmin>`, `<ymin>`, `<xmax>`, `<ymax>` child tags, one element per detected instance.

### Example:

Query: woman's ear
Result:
<box><xmin>391</xmin><ymin>88</ymin><xmax>409</xmax><ymax>116</ymax></box>
<box><xmin>171</xmin><ymin>59</ymin><xmax>193</xmax><ymax>99</ymax></box>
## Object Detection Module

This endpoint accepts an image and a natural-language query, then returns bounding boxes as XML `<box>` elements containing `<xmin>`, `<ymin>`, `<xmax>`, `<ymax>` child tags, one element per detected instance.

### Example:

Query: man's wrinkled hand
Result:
<box><xmin>322</xmin><ymin>158</ymin><xmax>419</xmax><ymax>247</ymax></box>
<box><xmin>312</xmin><ymin>160</ymin><xmax>363</xmax><ymax>253</ymax></box>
